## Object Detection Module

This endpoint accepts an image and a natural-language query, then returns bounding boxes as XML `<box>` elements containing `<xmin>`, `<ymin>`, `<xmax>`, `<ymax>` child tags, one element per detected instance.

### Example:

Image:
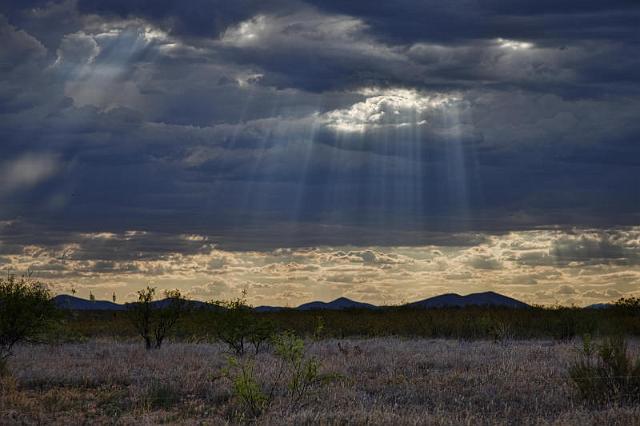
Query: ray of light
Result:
<box><xmin>443</xmin><ymin>101</ymin><xmax>470</xmax><ymax>226</ymax></box>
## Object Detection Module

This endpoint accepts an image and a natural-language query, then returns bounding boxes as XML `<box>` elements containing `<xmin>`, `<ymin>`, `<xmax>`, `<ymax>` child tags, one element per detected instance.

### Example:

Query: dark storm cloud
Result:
<box><xmin>480</xmin><ymin>0</ymin><xmax>638</xmax><ymax>15</ymax></box>
<box><xmin>0</xmin><ymin>221</ymin><xmax>211</xmax><ymax>261</ymax></box>
<box><xmin>0</xmin><ymin>0</ymin><xmax>639</xmax><ymax>253</ymax></box>
<box><xmin>510</xmin><ymin>228</ymin><xmax>640</xmax><ymax>268</ymax></box>
<box><xmin>188</xmin><ymin>7</ymin><xmax>638</xmax><ymax>98</ymax></box>
<box><xmin>76</xmin><ymin>0</ymin><xmax>296</xmax><ymax>37</ymax></box>
<box><xmin>308</xmin><ymin>0</ymin><xmax>640</xmax><ymax>44</ymax></box>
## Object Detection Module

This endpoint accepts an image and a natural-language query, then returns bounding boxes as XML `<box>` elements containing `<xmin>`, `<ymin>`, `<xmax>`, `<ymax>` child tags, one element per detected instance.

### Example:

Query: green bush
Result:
<box><xmin>248</xmin><ymin>318</ymin><xmax>277</xmax><ymax>354</ymax></box>
<box><xmin>569</xmin><ymin>335</ymin><xmax>640</xmax><ymax>404</ymax></box>
<box><xmin>222</xmin><ymin>331</ymin><xmax>323</xmax><ymax>419</ymax></box>
<box><xmin>0</xmin><ymin>274</ymin><xmax>58</xmax><ymax>374</ymax></box>
<box><xmin>213</xmin><ymin>292</ymin><xmax>276</xmax><ymax>355</ymax></box>
<box><xmin>272</xmin><ymin>331</ymin><xmax>321</xmax><ymax>409</ymax></box>
<box><xmin>224</xmin><ymin>357</ymin><xmax>268</xmax><ymax>418</ymax></box>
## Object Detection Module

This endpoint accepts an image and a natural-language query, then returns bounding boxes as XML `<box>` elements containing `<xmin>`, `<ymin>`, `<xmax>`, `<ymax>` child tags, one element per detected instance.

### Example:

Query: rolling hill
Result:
<box><xmin>297</xmin><ymin>297</ymin><xmax>378</xmax><ymax>311</ymax></box>
<box><xmin>406</xmin><ymin>291</ymin><xmax>530</xmax><ymax>309</ymax></box>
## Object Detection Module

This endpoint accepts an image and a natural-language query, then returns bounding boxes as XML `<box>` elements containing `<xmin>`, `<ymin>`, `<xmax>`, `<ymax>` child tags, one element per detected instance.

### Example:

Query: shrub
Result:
<box><xmin>224</xmin><ymin>357</ymin><xmax>268</xmax><ymax>418</ymax></box>
<box><xmin>222</xmin><ymin>331</ymin><xmax>323</xmax><ymax>419</ymax></box>
<box><xmin>0</xmin><ymin>274</ymin><xmax>57</xmax><ymax>374</ymax></box>
<box><xmin>248</xmin><ymin>318</ymin><xmax>277</xmax><ymax>354</ymax></box>
<box><xmin>127</xmin><ymin>287</ymin><xmax>189</xmax><ymax>350</ymax></box>
<box><xmin>569</xmin><ymin>334</ymin><xmax>640</xmax><ymax>404</ymax></box>
<box><xmin>214</xmin><ymin>292</ymin><xmax>276</xmax><ymax>355</ymax></box>
<box><xmin>272</xmin><ymin>331</ymin><xmax>321</xmax><ymax>409</ymax></box>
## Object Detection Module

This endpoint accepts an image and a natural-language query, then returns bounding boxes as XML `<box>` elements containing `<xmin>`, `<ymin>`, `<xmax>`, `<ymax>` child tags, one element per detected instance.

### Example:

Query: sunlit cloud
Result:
<box><xmin>54</xmin><ymin>31</ymin><xmax>99</xmax><ymax>68</ymax></box>
<box><xmin>221</xmin><ymin>12</ymin><xmax>369</xmax><ymax>49</ymax></box>
<box><xmin>322</xmin><ymin>88</ymin><xmax>460</xmax><ymax>133</ymax></box>
<box><xmin>221</xmin><ymin>15</ymin><xmax>269</xmax><ymax>46</ymax></box>
<box><xmin>496</xmin><ymin>38</ymin><xmax>534</xmax><ymax>50</ymax></box>
<box><xmin>235</xmin><ymin>72</ymin><xmax>264</xmax><ymax>87</ymax></box>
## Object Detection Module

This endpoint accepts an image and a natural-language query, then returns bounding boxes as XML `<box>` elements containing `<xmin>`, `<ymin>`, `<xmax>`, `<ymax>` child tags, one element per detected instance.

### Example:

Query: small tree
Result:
<box><xmin>272</xmin><ymin>331</ymin><xmax>321</xmax><ymax>409</ymax></box>
<box><xmin>214</xmin><ymin>291</ymin><xmax>276</xmax><ymax>355</ymax></box>
<box><xmin>0</xmin><ymin>275</ymin><xmax>57</xmax><ymax>374</ymax></box>
<box><xmin>127</xmin><ymin>286</ymin><xmax>189</xmax><ymax>350</ymax></box>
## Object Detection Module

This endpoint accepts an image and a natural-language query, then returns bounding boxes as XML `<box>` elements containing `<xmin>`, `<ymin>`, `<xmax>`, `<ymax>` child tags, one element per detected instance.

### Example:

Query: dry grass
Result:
<box><xmin>2</xmin><ymin>338</ymin><xmax>640</xmax><ymax>425</ymax></box>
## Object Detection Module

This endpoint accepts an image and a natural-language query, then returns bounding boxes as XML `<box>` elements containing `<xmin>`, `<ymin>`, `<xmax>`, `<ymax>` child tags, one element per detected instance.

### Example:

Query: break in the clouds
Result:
<box><xmin>0</xmin><ymin>0</ymin><xmax>639</xmax><ymax>304</ymax></box>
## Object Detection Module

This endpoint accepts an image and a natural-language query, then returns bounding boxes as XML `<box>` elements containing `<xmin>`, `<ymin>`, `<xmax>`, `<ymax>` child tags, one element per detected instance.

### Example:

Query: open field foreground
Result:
<box><xmin>2</xmin><ymin>338</ymin><xmax>639</xmax><ymax>425</ymax></box>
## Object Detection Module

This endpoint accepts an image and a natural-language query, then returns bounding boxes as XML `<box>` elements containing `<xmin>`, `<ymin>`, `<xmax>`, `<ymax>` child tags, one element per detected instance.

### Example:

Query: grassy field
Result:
<box><xmin>2</xmin><ymin>338</ymin><xmax>640</xmax><ymax>425</ymax></box>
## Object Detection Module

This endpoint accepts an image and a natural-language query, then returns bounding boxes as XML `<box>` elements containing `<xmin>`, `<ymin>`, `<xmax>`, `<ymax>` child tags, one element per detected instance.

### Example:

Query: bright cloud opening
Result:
<box><xmin>496</xmin><ymin>38</ymin><xmax>534</xmax><ymax>50</ymax></box>
<box><xmin>322</xmin><ymin>88</ymin><xmax>460</xmax><ymax>133</ymax></box>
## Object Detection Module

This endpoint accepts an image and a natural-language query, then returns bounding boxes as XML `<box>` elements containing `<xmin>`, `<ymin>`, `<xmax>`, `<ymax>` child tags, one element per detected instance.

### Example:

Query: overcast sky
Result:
<box><xmin>1</xmin><ymin>0</ymin><xmax>639</xmax><ymax>305</ymax></box>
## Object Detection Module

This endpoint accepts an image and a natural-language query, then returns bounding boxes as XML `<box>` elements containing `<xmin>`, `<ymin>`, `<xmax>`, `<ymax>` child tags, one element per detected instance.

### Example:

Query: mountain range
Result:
<box><xmin>53</xmin><ymin>291</ymin><xmax>533</xmax><ymax>311</ymax></box>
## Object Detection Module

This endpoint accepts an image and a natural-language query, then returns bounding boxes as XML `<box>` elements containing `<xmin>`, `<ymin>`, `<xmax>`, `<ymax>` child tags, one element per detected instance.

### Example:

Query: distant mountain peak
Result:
<box><xmin>408</xmin><ymin>291</ymin><xmax>529</xmax><ymax>309</ymax></box>
<box><xmin>297</xmin><ymin>297</ymin><xmax>377</xmax><ymax>311</ymax></box>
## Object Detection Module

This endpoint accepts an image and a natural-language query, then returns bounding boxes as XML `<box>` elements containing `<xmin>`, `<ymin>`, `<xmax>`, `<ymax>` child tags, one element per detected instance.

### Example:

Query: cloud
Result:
<box><xmin>0</xmin><ymin>15</ymin><xmax>47</xmax><ymax>65</ymax></box>
<box><xmin>55</xmin><ymin>31</ymin><xmax>100</xmax><ymax>66</ymax></box>
<box><xmin>549</xmin><ymin>230</ymin><xmax>640</xmax><ymax>265</ymax></box>
<box><xmin>557</xmin><ymin>284</ymin><xmax>576</xmax><ymax>295</ymax></box>
<box><xmin>321</xmin><ymin>88</ymin><xmax>459</xmax><ymax>133</ymax></box>
<box><xmin>0</xmin><ymin>153</ymin><xmax>60</xmax><ymax>195</ymax></box>
<box><xmin>75</xmin><ymin>0</ymin><xmax>305</xmax><ymax>39</ymax></box>
<box><xmin>467</xmin><ymin>254</ymin><xmax>503</xmax><ymax>270</ymax></box>
<box><xmin>189</xmin><ymin>279</ymin><xmax>232</xmax><ymax>299</ymax></box>
<box><xmin>308</xmin><ymin>1</ymin><xmax>640</xmax><ymax>45</ymax></box>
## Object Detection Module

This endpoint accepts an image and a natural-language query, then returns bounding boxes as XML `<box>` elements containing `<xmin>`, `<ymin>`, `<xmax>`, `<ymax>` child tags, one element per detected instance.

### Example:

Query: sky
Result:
<box><xmin>1</xmin><ymin>0</ymin><xmax>639</xmax><ymax>306</ymax></box>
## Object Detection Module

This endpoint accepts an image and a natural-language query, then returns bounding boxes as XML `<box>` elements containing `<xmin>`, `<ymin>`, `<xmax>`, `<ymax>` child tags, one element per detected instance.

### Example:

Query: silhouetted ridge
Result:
<box><xmin>54</xmin><ymin>295</ymin><xmax>125</xmax><ymax>311</ymax></box>
<box><xmin>297</xmin><ymin>297</ymin><xmax>378</xmax><ymax>311</ymax></box>
<box><xmin>585</xmin><ymin>303</ymin><xmax>612</xmax><ymax>309</ymax></box>
<box><xmin>54</xmin><ymin>292</ymin><xmax>537</xmax><ymax>311</ymax></box>
<box><xmin>407</xmin><ymin>291</ymin><xmax>529</xmax><ymax>309</ymax></box>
